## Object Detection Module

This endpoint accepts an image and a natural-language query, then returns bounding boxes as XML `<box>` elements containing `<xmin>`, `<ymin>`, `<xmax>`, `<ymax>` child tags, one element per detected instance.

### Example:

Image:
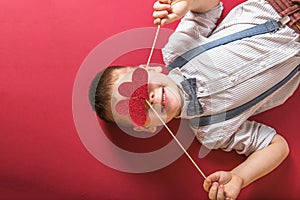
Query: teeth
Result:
<box><xmin>161</xmin><ymin>88</ymin><xmax>166</xmax><ymax>113</ymax></box>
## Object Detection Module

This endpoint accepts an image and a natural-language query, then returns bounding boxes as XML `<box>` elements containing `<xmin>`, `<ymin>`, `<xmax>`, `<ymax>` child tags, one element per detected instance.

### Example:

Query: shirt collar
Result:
<box><xmin>168</xmin><ymin>67</ymin><xmax>200</xmax><ymax>119</ymax></box>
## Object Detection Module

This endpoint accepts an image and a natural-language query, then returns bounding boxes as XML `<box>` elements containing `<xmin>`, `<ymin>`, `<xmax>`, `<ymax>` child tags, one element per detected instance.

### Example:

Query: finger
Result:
<box><xmin>153</xmin><ymin>10</ymin><xmax>169</xmax><ymax>19</ymax></box>
<box><xmin>217</xmin><ymin>185</ymin><xmax>225</xmax><ymax>200</ymax></box>
<box><xmin>159</xmin><ymin>13</ymin><xmax>180</xmax><ymax>26</ymax></box>
<box><xmin>153</xmin><ymin>18</ymin><xmax>161</xmax><ymax>25</ymax></box>
<box><xmin>208</xmin><ymin>182</ymin><xmax>219</xmax><ymax>200</ymax></box>
<box><xmin>153</xmin><ymin>1</ymin><xmax>171</xmax><ymax>11</ymax></box>
<box><xmin>207</xmin><ymin>172</ymin><xmax>222</xmax><ymax>183</ymax></box>
<box><xmin>160</xmin><ymin>18</ymin><xmax>170</xmax><ymax>26</ymax></box>
<box><xmin>203</xmin><ymin>178</ymin><xmax>212</xmax><ymax>192</ymax></box>
<box><xmin>158</xmin><ymin>0</ymin><xmax>172</xmax><ymax>4</ymax></box>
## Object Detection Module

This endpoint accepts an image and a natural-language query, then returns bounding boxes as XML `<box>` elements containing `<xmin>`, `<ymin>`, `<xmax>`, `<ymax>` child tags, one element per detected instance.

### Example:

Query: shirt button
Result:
<box><xmin>198</xmin><ymin>87</ymin><xmax>205</xmax><ymax>93</ymax></box>
<box><xmin>230</xmin><ymin>76</ymin><xmax>237</xmax><ymax>82</ymax></box>
<box><xmin>260</xmin><ymin>61</ymin><xmax>267</xmax><ymax>67</ymax></box>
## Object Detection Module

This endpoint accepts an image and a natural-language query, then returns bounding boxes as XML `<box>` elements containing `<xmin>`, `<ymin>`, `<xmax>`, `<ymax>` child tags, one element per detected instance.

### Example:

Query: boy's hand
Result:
<box><xmin>152</xmin><ymin>0</ymin><xmax>220</xmax><ymax>25</ymax></box>
<box><xmin>153</xmin><ymin>0</ymin><xmax>190</xmax><ymax>26</ymax></box>
<box><xmin>203</xmin><ymin>171</ymin><xmax>243</xmax><ymax>200</ymax></box>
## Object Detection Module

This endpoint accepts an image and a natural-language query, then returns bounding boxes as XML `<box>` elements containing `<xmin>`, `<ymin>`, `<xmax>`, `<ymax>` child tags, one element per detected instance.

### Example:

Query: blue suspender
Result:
<box><xmin>167</xmin><ymin>19</ymin><xmax>299</xmax><ymax>127</ymax></box>
<box><xmin>189</xmin><ymin>64</ymin><xmax>300</xmax><ymax>128</ymax></box>
<box><xmin>168</xmin><ymin>19</ymin><xmax>281</xmax><ymax>70</ymax></box>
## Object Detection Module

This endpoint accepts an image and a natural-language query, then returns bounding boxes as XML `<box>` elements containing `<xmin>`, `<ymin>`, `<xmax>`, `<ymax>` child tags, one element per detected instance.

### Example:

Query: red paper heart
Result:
<box><xmin>115</xmin><ymin>68</ymin><xmax>149</xmax><ymax>126</ymax></box>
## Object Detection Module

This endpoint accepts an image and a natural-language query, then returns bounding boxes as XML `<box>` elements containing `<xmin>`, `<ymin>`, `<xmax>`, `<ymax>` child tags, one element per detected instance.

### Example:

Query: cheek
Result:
<box><xmin>166</xmin><ymin>87</ymin><xmax>181</xmax><ymax>104</ymax></box>
<box><xmin>147</xmin><ymin>105</ymin><xmax>168</xmax><ymax>125</ymax></box>
<box><xmin>149</xmin><ymin>73</ymin><xmax>169</xmax><ymax>84</ymax></box>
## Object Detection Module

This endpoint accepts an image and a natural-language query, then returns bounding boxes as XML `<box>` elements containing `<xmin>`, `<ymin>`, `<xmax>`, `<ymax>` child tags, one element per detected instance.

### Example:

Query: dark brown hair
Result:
<box><xmin>89</xmin><ymin>66</ymin><xmax>127</xmax><ymax>123</ymax></box>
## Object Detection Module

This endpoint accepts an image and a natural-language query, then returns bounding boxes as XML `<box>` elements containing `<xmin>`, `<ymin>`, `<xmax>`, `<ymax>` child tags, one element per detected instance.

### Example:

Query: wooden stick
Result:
<box><xmin>145</xmin><ymin>25</ymin><xmax>161</xmax><ymax>71</ymax></box>
<box><xmin>144</xmin><ymin>25</ymin><xmax>206</xmax><ymax>179</ymax></box>
<box><xmin>145</xmin><ymin>100</ymin><xmax>207</xmax><ymax>179</ymax></box>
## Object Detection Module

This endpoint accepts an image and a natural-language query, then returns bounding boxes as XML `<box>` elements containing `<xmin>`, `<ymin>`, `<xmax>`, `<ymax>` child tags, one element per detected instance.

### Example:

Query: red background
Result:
<box><xmin>0</xmin><ymin>0</ymin><xmax>299</xmax><ymax>199</ymax></box>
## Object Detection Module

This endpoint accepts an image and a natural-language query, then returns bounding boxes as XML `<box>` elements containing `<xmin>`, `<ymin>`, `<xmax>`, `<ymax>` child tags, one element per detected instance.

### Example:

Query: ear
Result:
<box><xmin>133</xmin><ymin>125</ymin><xmax>157</xmax><ymax>133</ymax></box>
<box><xmin>139</xmin><ymin>65</ymin><xmax>163</xmax><ymax>73</ymax></box>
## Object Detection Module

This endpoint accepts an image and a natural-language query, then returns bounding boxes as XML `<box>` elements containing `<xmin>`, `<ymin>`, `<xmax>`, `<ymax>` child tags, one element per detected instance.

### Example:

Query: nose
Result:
<box><xmin>149</xmin><ymin>91</ymin><xmax>155</xmax><ymax>105</ymax></box>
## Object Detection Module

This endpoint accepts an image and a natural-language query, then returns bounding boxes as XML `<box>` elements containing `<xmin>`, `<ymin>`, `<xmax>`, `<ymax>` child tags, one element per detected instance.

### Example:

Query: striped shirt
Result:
<box><xmin>164</xmin><ymin>0</ymin><xmax>300</xmax><ymax>155</ymax></box>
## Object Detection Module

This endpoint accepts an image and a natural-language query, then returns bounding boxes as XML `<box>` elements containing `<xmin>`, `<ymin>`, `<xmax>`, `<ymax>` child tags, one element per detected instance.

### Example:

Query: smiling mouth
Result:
<box><xmin>161</xmin><ymin>87</ymin><xmax>166</xmax><ymax>113</ymax></box>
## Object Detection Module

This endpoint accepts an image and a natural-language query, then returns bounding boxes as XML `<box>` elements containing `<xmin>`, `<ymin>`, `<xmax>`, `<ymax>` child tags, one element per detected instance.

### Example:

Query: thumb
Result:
<box><xmin>203</xmin><ymin>177</ymin><xmax>212</xmax><ymax>192</ymax></box>
<box><xmin>203</xmin><ymin>171</ymin><xmax>223</xmax><ymax>192</ymax></box>
<box><xmin>207</xmin><ymin>171</ymin><xmax>222</xmax><ymax>182</ymax></box>
<box><xmin>160</xmin><ymin>13</ymin><xmax>180</xmax><ymax>25</ymax></box>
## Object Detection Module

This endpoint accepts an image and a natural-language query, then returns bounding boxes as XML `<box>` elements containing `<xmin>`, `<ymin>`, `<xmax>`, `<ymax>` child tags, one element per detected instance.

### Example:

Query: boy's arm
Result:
<box><xmin>153</xmin><ymin>0</ymin><xmax>220</xmax><ymax>26</ymax></box>
<box><xmin>157</xmin><ymin>0</ymin><xmax>223</xmax><ymax>65</ymax></box>
<box><xmin>203</xmin><ymin>134</ymin><xmax>289</xmax><ymax>199</ymax></box>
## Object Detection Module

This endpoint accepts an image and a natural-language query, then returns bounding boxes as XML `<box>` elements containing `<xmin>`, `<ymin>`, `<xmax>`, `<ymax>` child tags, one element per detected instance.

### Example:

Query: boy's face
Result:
<box><xmin>111</xmin><ymin>66</ymin><xmax>183</xmax><ymax>132</ymax></box>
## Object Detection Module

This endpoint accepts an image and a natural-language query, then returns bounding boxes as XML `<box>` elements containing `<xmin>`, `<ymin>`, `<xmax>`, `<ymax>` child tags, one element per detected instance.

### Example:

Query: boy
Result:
<box><xmin>90</xmin><ymin>0</ymin><xmax>300</xmax><ymax>199</ymax></box>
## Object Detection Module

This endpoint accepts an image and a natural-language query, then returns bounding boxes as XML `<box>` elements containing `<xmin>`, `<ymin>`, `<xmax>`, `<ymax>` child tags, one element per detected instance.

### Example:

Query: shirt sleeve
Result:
<box><xmin>176</xmin><ymin>3</ymin><xmax>223</xmax><ymax>39</ymax></box>
<box><xmin>194</xmin><ymin>120</ymin><xmax>277</xmax><ymax>156</ymax></box>
<box><xmin>221</xmin><ymin>120</ymin><xmax>277</xmax><ymax>156</ymax></box>
<box><xmin>162</xmin><ymin>3</ymin><xmax>223</xmax><ymax>65</ymax></box>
